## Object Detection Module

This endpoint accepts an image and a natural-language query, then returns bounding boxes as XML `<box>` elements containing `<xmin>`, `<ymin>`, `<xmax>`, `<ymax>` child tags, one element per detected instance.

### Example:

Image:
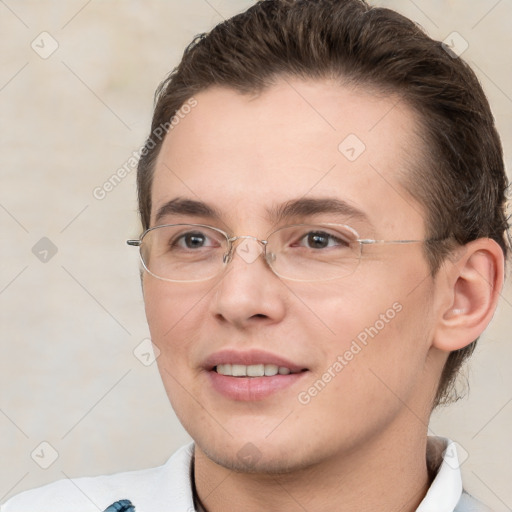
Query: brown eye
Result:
<box><xmin>299</xmin><ymin>231</ymin><xmax>348</xmax><ymax>249</ymax></box>
<box><xmin>180</xmin><ymin>232</ymin><xmax>207</xmax><ymax>249</ymax></box>
<box><xmin>306</xmin><ymin>232</ymin><xmax>329</xmax><ymax>248</ymax></box>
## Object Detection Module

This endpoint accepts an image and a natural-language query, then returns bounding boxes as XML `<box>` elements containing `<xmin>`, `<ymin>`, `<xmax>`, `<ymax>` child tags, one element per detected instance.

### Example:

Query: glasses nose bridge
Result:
<box><xmin>224</xmin><ymin>234</ymin><xmax>269</xmax><ymax>264</ymax></box>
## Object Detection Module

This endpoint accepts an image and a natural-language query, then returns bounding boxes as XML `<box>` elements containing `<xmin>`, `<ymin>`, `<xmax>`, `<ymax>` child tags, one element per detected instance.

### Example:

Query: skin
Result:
<box><xmin>143</xmin><ymin>78</ymin><xmax>504</xmax><ymax>511</ymax></box>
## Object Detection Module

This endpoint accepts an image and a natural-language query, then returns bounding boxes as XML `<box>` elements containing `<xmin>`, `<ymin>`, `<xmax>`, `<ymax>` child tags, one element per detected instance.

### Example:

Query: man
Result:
<box><xmin>2</xmin><ymin>0</ymin><xmax>508</xmax><ymax>510</ymax></box>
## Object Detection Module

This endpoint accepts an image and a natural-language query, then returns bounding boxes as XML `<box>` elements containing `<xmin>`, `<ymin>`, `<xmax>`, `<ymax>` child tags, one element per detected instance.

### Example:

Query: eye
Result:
<box><xmin>172</xmin><ymin>230</ymin><xmax>218</xmax><ymax>250</ymax></box>
<box><xmin>298</xmin><ymin>230</ymin><xmax>349</xmax><ymax>249</ymax></box>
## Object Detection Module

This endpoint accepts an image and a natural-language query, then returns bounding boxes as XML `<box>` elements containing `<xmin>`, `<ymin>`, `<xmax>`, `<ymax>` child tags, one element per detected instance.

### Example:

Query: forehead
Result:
<box><xmin>152</xmin><ymin>78</ymin><xmax>426</xmax><ymax>235</ymax></box>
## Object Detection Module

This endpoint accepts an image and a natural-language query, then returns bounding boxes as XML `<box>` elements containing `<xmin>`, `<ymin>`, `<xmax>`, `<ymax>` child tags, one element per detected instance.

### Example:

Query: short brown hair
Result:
<box><xmin>137</xmin><ymin>0</ymin><xmax>509</xmax><ymax>407</ymax></box>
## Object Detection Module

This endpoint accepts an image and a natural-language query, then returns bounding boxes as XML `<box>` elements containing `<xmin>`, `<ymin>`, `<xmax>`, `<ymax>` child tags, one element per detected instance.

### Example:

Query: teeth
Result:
<box><xmin>247</xmin><ymin>364</ymin><xmax>264</xmax><ymax>377</ymax></box>
<box><xmin>216</xmin><ymin>363</ymin><xmax>295</xmax><ymax>377</ymax></box>
<box><xmin>232</xmin><ymin>364</ymin><xmax>246</xmax><ymax>377</ymax></box>
<box><xmin>264</xmin><ymin>364</ymin><xmax>278</xmax><ymax>376</ymax></box>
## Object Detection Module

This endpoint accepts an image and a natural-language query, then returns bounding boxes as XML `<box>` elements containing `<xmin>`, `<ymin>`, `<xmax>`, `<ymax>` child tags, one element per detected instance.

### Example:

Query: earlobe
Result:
<box><xmin>432</xmin><ymin>238</ymin><xmax>504</xmax><ymax>352</ymax></box>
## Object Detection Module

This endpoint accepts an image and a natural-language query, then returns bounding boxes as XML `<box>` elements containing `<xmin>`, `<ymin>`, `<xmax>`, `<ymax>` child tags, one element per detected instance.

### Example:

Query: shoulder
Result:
<box><xmin>455</xmin><ymin>490</ymin><xmax>494</xmax><ymax>512</ymax></box>
<box><xmin>1</xmin><ymin>443</ymin><xmax>195</xmax><ymax>512</ymax></box>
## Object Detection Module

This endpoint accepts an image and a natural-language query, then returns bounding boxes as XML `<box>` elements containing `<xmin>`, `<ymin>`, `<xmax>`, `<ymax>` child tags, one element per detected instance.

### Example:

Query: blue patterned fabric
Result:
<box><xmin>102</xmin><ymin>500</ymin><xmax>135</xmax><ymax>512</ymax></box>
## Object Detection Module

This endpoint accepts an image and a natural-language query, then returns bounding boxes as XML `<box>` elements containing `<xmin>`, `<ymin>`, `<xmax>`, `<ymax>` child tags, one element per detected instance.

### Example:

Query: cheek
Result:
<box><xmin>143</xmin><ymin>279</ymin><xmax>207</xmax><ymax>373</ymax></box>
<box><xmin>145</xmin><ymin>278</ymin><xmax>203</xmax><ymax>336</ymax></box>
<box><xmin>144</xmin><ymin>280</ymin><xmax>208</xmax><ymax>420</ymax></box>
<box><xmin>293</xmin><ymin>287</ymin><xmax>432</xmax><ymax>442</ymax></box>
<box><xmin>299</xmin><ymin>263</ymin><xmax>434</xmax><ymax>388</ymax></box>
<box><xmin>290</xmin><ymin>277</ymin><xmax>405</xmax><ymax>345</ymax></box>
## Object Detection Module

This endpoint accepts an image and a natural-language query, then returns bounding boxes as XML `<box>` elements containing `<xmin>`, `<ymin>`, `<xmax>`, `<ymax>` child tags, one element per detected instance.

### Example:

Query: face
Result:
<box><xmin>143</xmin><ymin>79</ymin><xmax>444</xmax><ymax>473</ymax></box>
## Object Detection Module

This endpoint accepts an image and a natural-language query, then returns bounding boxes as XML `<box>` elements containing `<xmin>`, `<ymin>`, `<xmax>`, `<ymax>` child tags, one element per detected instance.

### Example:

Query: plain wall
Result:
<box><xmin>1</xmin><ymin>0</ymin><xmax>510</xmax><ymax>509</ymax></box>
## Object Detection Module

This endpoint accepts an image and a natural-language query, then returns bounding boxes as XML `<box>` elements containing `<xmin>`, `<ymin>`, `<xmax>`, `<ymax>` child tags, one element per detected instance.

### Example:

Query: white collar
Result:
<box><xmin>416</xmin><ymin>437</ymin><xmax>463</xmax><ymax>511</ymax></box>
<box><xmin>0</xmin><ymin>437</ymin><xmax>465</xmax><ymax>511</ymax></box>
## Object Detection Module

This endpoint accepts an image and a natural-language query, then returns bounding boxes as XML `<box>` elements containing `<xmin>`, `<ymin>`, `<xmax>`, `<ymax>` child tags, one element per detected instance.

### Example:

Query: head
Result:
<box><xmin>135</xmin><ymin>0</ymin><xmax>507</xmax><ymax>472</ymax></box>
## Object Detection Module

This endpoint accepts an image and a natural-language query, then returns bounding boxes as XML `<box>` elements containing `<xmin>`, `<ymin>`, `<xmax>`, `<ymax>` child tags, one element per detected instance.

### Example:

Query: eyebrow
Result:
<box><xmin>268</xmin><ymin>197</ymin><xmax>371</xmax><ymax>226</ymax></box>
<box><xmin>154</xmin><ymin>196</ymin><xmax>371</xmax><ymax>227</ymax></box>
<box><xmin>155</xmin><ymin>198</ymin><xmax>223</xmax><ymax>225</ymax></box>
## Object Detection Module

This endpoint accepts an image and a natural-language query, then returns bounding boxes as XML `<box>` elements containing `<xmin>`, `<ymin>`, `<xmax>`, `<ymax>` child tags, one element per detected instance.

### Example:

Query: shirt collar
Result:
<box><xmin>416</xmin><ymin>437</ymin><xmax>463</xmax><ymax>512</ymax></box>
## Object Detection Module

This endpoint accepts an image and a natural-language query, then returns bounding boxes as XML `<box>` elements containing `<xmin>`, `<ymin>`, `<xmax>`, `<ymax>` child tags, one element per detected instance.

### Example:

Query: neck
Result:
<box><xmin>194</xmin><ymin>425</ymin><xmax>431</xmax><ymax>512</ymax></box>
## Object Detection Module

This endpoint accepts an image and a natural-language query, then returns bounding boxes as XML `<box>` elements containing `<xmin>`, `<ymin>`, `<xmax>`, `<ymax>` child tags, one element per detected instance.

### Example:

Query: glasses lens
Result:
<box><xmin>140</xmin><ymin>224</ymin><xmax>227</xmax><ymax>281</ymax></box>
<box><xmin>267</xmin><ymin>224</ymin><xmax>361</xmax><ymax>281</ymax></box>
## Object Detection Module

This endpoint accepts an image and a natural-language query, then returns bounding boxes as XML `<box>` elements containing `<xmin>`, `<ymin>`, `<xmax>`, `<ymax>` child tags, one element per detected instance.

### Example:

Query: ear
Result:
<box><xmin>432</xmin><ymin>238</ymin><xmax>505</xmax><ymax>352</ymax></box>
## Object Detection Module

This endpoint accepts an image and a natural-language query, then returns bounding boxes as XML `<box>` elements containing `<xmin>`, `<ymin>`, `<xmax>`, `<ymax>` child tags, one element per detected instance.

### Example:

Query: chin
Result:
<box><xmin>196</xmin><ymin>437</ymin><xmax>319</xmax><ymax>475</ymax></box>
<box><xmin>188</xmin><ymin>419</ymin><xmax>335</xmax><ymax>476</ymax></box>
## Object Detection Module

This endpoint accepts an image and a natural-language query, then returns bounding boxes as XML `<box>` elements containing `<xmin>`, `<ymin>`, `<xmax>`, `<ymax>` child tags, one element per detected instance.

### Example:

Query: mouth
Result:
<box><xmin>214</xmin><ymin>363</ymin><xmax>307</xmax><ymax>377</ymax></box>
<box><xmin>204</xmin><ymin>350</ymin><xmax>309</xmax><ymax>401</ymax></box>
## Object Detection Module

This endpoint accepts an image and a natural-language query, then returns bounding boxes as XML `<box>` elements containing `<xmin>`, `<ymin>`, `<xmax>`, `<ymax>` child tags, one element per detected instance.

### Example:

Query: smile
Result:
<box><xmin>204</xmin><ymin>349</ymin><xmax>310</xmax><ymax>400</ymax></box>
<box><xmin>215</xmin><ymin>364</ymin><xmax>301</xmax><ymax>377</ymax></box>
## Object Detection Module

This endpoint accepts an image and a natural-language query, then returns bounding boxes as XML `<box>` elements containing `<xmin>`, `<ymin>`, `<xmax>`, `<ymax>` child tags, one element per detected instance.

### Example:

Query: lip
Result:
<box><xmin>204</xmin><ymin>349</ymin><xmax>307</xmax><ymax>373</ymax></box>
<box><xmin>204</xmin><ymin>349</ymin><xmax>309</xmax><ymax>401</ymax></box>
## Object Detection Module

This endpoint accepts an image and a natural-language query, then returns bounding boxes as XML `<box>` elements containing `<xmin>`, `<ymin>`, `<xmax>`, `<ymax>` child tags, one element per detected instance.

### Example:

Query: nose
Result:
<box><xmin>210</xmin><ymin>237</ymin><xmax>286</xmax><ymax>329</ymax></box>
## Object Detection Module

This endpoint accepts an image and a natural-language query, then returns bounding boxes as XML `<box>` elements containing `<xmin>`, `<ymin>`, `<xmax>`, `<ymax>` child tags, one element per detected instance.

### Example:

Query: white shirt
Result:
<box><xmin>1</xmin><ymin>438</ymin><xmax>491</xmax><ymax>512</ymax></box>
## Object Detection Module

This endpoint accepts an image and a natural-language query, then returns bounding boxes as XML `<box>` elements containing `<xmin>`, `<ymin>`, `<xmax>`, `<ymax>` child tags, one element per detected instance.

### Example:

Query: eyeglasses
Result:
<box><xmin>127</xmin><ymin>223</ymin><xmax>431</xmax><ymax>283</ymax></box>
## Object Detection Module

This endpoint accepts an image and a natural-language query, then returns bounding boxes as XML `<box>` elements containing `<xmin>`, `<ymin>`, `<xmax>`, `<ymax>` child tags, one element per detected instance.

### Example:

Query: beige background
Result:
<box><xmin>0</xmin><ymin>0</ymin><xmax>510</xmax><ymax>509</ymax></box>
